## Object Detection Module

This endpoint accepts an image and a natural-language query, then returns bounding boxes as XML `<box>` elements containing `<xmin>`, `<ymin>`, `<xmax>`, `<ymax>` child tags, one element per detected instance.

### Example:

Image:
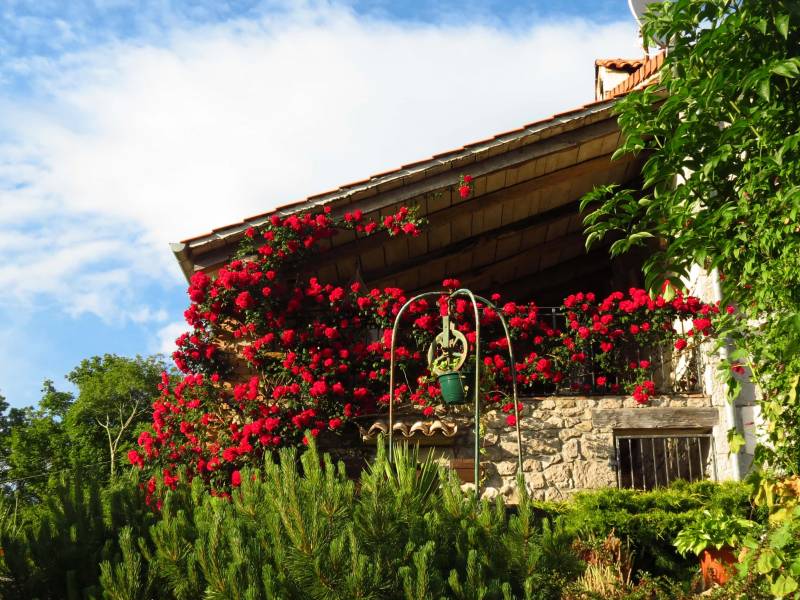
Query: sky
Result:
<box><xmin>0</xmin><ymin>0</ymin><xmax>643</xmax><ymax>408</ymax></box>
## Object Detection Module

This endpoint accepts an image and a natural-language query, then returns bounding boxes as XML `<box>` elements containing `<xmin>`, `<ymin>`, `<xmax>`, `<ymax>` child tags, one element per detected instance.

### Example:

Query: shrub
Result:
<box><xmin>547</xmin><ymin>480</ymin><xmax>760</xmax><ymax>581</ymax></box>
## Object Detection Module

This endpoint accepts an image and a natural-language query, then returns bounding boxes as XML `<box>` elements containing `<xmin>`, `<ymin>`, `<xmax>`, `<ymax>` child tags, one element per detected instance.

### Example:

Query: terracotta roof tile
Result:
<box><xmin>605</xmin><ymin>51</ymin><xmax>665</xmax><ymax>99</ymax></box>
<box><xmin>595</xmin><ymin>57</ymin><xmax>645</xmax><ymax>71</ymax></box>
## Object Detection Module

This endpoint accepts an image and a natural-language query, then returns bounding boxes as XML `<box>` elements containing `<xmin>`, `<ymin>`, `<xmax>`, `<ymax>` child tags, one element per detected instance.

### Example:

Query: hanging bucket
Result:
<box><xmin>438</xmin><ymin>371</ymin><xmax>467</xmax><ymax>405</ymax></box>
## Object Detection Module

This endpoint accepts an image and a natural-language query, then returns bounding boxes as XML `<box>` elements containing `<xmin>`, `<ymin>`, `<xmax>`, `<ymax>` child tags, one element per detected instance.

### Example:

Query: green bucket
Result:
<box><xmin>438</xmin><ymin>371</ymin><xmax>467</xmax><ymax>405</ymax></box>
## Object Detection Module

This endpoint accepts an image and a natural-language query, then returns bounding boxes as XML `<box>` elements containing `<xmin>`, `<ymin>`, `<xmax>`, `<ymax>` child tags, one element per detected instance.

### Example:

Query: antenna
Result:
<box><xmin>628</xmin><ymin>0</ymin><xmax>668</xmax><ymax>48</ymax></box>
<box><xmin>628</xmin><ymin>0</ymin><xmax>654</xmax><ymax>26</ymax></box>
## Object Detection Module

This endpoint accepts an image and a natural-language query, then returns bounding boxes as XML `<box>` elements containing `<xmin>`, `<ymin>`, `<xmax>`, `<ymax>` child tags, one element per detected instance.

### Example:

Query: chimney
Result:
<box><xmin>594</xmin><ymin>58</ymin><xmax>645</xmax><ymax>100</ymax></box>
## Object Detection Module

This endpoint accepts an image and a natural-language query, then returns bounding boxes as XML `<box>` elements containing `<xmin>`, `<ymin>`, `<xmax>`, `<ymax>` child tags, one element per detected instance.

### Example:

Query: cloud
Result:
<box><xmin>155</xmin><ymin>320</ymin><xmax>187</xmax><ymax>356</ymax></box>
<box><xmin>0</xmin><ymin>2</ymin><xmax>642</xmax><ymax>324</ymax></box>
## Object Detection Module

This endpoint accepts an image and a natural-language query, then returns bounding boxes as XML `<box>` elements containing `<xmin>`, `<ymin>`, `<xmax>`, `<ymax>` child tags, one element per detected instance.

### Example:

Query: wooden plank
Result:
<box><xmin>537</xmin><ymin>247</ymin><xmax>562</xmax><ymax>271</ymax></box>
<box><xmin>360</xmin><ymin>246</ymin><xmax>385</xmax><ymax>272</ymax></box>
<box><xmin>334</xmin><ymin>258</ymin><xmax>357</xmax><ymax>282</ymax></box>
<box><xmin>471</xmin><ymin>208</ymin><xmax>485</xmax><ymax>238</ymax></box>
<box><xmin>426</xmin><ymin>223</ymin><xmax>452</xmax><ymax>252</ymax></box>
<box><xmin>446</xmin><ymin>231</ymin><xmax>586</xmax><ymax>290</ymax></box>
<box><xmin>470</xmin><ymin>175</ymin><xmax>486</xmax><ymax>199</ymax></box>
<box><xmin>472</xmin><ymin>238</ymin><xmax>498</xmax><ymax>269</ymax></box>
<box><xmin>407</xmin><ymin>228</ymin><xmax>429</xmax><ymax>257</ymax></box>
<box><xmin>545</xmin><ymin>217</ymin><xmax>570</xmax><ymax>242</ymax></box>
<box><xmin>195</xmin><ymin>148</ymin><xmax>635</xmax><ymax>274</ymax></box>
<box><xmin>495</xmin><ymin>229</ymin><xmax>525</xmax><ymax>259</ymax></box>
<box><xmin>499</xmin><ymin>248</ymin><xmax>611</xmax><ymax>299</ymax></box>
<box><xmin>544</xmin><ymin>146</ymin><xmax>579</xmax><ymax>173</ymax></box>
<box><xmin>592</xmin><ymin>407</ymin><xmax>719</xmax><ymax>429</ymax></box>
<box><xmin>517</xmin><ymin>223</ymin><xmax>548</xmax><ymax>251</ymax></box>
<box><xmin>316</xmin><ymin>264</ymin><xmax>338</xmax><ymax>283</ymax></box>
<box><xmin>499</xmin><ymin>199</ymin><xmax>513</xmax><ymax>227</ymax></box>
<box><xmin>505</xmin><ymin>166</ymin><xmax>520</xmax><ymax>187</ymax></box>
<box><xmin>426</xmin><ymin>187</ymin><xmax>452</xmax><ymax>213</ymax></box>
<box><xmin>363</xmin><ymin>203</ymin><xmax>579</xmax><ymax>286</ymax></box>
<box><xmin>482</xmin><ymin>202</ymin><xmax>504</xmax><ymax>232</ymax></box>
<box><xmin>485</xmin><ymin>170</ymin><xmax>506</xmax><ymax>194</ymax></box>
<box><xmin>384</xmin><ymin>236</ymin><xmax>409</xmax><ymax>267</ymax></box>
<box><xmin>451</xmin><ymin>210</ymin><xmax>473</xmax><ymax>241</ymax></box>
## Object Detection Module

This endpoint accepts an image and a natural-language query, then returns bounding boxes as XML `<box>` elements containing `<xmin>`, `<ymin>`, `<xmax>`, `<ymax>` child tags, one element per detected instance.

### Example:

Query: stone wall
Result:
<box><xmin>335</xmin><ymin>387</ymin><xmax>737</xmax><ymax>502</ymax></box>
<box><xmin>450</xmin><ymin>393</ymin><xmax>722</xmax><ymax>502</ymax></box>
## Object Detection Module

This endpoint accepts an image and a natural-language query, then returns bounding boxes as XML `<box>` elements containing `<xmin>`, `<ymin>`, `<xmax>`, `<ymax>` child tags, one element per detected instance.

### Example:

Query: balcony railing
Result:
<box><xmin>523</xmin><ymin>308</ymin><xmax>705</xmax><ymax>397</ymax></box>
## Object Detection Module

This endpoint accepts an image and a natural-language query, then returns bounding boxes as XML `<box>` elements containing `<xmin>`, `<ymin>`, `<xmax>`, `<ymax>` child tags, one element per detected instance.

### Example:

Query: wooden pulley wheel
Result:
<box><xmin>427</xmin><ymin>326</ymin><xmax>468</xmax><ymax>375</ymax></box>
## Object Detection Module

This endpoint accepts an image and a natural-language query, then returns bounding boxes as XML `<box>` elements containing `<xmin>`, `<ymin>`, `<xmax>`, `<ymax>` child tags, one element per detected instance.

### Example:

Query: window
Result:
<box><xmin>615</xmin><ymin>432</ymin><xmax>717</xmax><ymax>490</ymax></box>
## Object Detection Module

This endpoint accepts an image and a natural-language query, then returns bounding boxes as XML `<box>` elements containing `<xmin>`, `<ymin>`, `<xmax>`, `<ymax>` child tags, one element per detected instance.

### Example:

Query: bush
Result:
<box><xmin>0</xmin><ymin>445</ymin><xmax>765</xmax><ymax>599</ymax></box>
<box><xmin>1</xmin><ymin>442</ymin><xmax>586</xmax><ymax>599</ymax></box>
<box><xmin>547</xmin><ymin>480</ymin><xmax>761</xmax><ymax>582</ymax></box>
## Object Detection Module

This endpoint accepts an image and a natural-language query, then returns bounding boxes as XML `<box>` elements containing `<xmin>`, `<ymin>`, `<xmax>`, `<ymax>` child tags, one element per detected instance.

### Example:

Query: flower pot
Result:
<box><xmin>438</xmin><ymin>371</ymin><xmax>466</xmax><ymax>405</ymax></box>
<box><xmin>700</xmin><ymin>546</ymin><xmax>737</xmax><ymax>588</ymax></box>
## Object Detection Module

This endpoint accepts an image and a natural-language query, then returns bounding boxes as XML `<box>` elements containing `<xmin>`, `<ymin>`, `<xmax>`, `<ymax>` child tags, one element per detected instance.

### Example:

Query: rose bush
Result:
<box><xmin>131</xmin><ymin>191</ymin><xmax>721</xmax><ymax>499</ymax></box>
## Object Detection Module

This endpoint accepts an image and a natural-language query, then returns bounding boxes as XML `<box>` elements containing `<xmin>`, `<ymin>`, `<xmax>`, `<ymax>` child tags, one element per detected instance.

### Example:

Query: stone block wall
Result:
<box><xmin>333</xmin><ymin>391</ymin><xmax>732</xmax><ymax>503</ymax></box>
<box><xmin>465</xmin><ymin>393</ymin><xmax>721</xmax><ymax>502</ymax></box>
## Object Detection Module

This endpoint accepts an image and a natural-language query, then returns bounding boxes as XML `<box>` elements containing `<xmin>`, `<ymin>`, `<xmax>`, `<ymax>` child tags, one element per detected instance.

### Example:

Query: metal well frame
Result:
<box><xmin>387</xmin><ymin>288</ymin><xmax>524</xmax><ymax>498</ymax></box>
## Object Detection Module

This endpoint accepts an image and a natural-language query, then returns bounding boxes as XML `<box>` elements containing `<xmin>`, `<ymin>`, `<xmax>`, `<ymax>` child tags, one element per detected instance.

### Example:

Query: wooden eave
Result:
<box><xmin>172</xmin><ymin>97</ymin><xmax>646</xmax><ymax>298</ymax></box>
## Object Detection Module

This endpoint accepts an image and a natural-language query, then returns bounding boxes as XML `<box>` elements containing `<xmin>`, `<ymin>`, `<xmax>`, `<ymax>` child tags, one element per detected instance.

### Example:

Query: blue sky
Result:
<box><xmin>0</xmin><ymin>0</ymin><xmax>641</xmax><ymax>407</ymax></box>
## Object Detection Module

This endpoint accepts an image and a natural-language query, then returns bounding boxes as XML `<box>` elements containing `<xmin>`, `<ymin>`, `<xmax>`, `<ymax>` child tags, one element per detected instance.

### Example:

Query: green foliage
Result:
<box><xmin>4</xmin><ymin>381</ymin><xmax>74</xmax><ymax>501</ymax></box>
<box><xmin>0</xmin><ymin>441</ymin><xmax>589</xmax><ymax>599</ymax></box>
<box><xmin>580</xmin><ymin>0</ymin><xmax>800</xmax><ymax>470</ymax></box>
<box><xmin>0</xmin><ymin>439</ymin><xmax>770</xmax><ymax>599</ymax></box>
<box><xmin>66</xmin><ymin>354</ymin><xmax>167</xmax><ymax>478</ymax></box>
<box><xmin>0</xmin><ymin>355</ymin><xmax>169</xmax><ymax>501</ymax></box>
<box><xmin>674</xmin><ymin>510</ymin><xmax>757</xmax><ymax>556</ymax></box>
<box><xmin>549</xmin><ymin>480</ymin><xmax>759</xmax><ymax>580</ymax></box>
<box><xmin>708</xmin><ymin>504</ymin><xmax>800</xmax><ymax>599</ymax></box>
<box><xmin>0</xmin><ymin>471</ymin><xmax>154</xmax><ymax>599</ymax></box>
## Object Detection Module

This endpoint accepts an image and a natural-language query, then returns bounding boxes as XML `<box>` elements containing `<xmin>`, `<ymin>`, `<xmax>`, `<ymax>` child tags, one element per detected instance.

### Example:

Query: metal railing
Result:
<box><xmin>614</xmin><ymin>433</ymin><xmax>717</xmax><ymax>490</ymax></box>
<box><xmin>528</xmin><ymin>307</ymin><xmax>705</xmax><ymax>397</ymax></box>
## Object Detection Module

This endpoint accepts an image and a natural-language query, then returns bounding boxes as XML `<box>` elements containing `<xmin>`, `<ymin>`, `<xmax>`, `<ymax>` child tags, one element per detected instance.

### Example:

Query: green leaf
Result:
<box><xmin>771</xmin><ymin>59</ymin><xmax>800</xmax><ymax>79</ymax></box>
<box><xmin>757</xmin><ymin>549</ymin><xmax>782</xmax><ymax>574</ymax></box>
<box><xmin>728</xmin><ymin>430</ymin><xmax>746</xmax><ymax>454</ymax></box>
<box><xmin>775</xmin><ymin>13</ymin><xmax>790</xmax><ymax>39</ymax></box>
<box><xmin>758</xmin><ymin>78</ymin><xmax>771</xmax><ymax>102</ymax></box>
<box><xmin>771</xmin><ymin>574</ymin><xmax>798</xmax><ymax>599</ymax></box>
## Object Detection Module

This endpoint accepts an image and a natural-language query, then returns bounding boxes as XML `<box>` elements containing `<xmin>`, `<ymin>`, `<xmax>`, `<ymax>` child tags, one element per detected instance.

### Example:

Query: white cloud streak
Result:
<box><xmin>0</xmin><ymin>3</ymin><xmax>641</xmax><ymax>323</ymax></box>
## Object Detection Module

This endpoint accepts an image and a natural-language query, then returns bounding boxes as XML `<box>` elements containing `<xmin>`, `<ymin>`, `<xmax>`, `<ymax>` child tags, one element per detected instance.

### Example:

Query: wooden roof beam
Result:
<box><xmin>310</xmin><ymin>149</ymin><xmax>638</xmax><ymax>270</ymax></box>
<box><xmin>187</xmin><ymin>122</ymin><xmax>626</xmax><ymax>273</ymax></box>
<box><xmin>358</xmin><ymin>199</ymin><xmax>583</xmax><ymax>286</ymax></box>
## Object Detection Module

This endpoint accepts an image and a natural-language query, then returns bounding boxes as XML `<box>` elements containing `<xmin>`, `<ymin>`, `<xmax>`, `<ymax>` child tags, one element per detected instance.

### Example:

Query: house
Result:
<box><xmin>170</xmin><ymin>52</ymin><xmax>755</xmax><ymax>501</ymax></box>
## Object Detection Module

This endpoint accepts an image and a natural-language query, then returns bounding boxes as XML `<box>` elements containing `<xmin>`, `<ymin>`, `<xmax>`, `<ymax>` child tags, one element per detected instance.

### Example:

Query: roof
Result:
<box><xmin>171</xmin><ymin>53</ymin><xmax>666</xmax><ymax>293</ymax></box>
<box><xmin>604</xmin><ymin>51</ymin><xmax>665</xmax><ymax>99</ymax></box>
<box><xmin>357</xmin><ymin>419</ymin><xmax>458</xmax><ymax>445</ymax></box>
<box><xmin>172</xmin><ymin>97</ymin><xmax>623</xmax><ymax>279</ymax></box>
<box><xmin>594</xmin><ymin>58</ymin><xmax>645</xmax><ymax>71</ymax></box>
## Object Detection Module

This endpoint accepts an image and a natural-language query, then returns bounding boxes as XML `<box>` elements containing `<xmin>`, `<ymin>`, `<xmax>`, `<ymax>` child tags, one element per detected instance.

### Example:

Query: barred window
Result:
<box><xmin>615</xmin><ymin>432</ymin><xmax>717</xmax><ymax>490</ymax></box>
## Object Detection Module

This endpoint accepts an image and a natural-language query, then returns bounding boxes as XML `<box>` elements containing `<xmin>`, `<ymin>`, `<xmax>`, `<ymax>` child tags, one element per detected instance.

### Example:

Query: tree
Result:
<box><xmin>581</xmin><ymin>0</ymin><xmax>800</xmax><ymax>468</ymax></box>
<box><xmin>66</xmin><ymin>355</ymin><xmax>166</xmax><ymax>478</ymax></box>
<box><xmin>0</xmin><ymin>391</ymin><xmax>34</xmax><ymax>481</ymax></box>
<box><xmin>4</xmin><ymin>381</ymin><xmax>73</xmax><ymax>500</ymax></box>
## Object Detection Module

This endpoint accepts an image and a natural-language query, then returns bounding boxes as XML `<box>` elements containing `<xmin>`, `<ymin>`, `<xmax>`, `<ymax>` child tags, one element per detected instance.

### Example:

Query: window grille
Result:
<box><xmin>614</xmin><ymin>432</ymin><xmax>717</xmax><ymax>490</ymax></box>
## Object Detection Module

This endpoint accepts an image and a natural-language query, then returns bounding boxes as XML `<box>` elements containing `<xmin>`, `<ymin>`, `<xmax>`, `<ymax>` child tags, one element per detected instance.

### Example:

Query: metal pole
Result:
<box><xmin>453</xmin><ymin>289</ymin><xmax>482</xmax><ymax>497</ymax></box>
<box><xmin>388</xmin><ymin>291</ymin><xmax>441</xmax><ymax>464</ymax></box>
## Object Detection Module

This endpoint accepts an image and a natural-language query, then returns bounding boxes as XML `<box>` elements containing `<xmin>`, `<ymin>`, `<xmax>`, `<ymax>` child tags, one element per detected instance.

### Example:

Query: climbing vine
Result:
<box><xmin>580</xmin><ymin>0</ymin><xmax>800</xmax><ymax>470</ymax></box>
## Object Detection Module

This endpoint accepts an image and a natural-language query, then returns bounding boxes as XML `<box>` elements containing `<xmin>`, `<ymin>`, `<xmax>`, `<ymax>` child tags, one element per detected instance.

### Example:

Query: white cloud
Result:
<box><xmin>0</xmin><ymin>3</ymin><xmax>642</xmax><ymax>323</ymax></box>
<box><xmin>154</xmin><ymin>320</ymin><xmax>187</xmax><ymax>356</ymax></box>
